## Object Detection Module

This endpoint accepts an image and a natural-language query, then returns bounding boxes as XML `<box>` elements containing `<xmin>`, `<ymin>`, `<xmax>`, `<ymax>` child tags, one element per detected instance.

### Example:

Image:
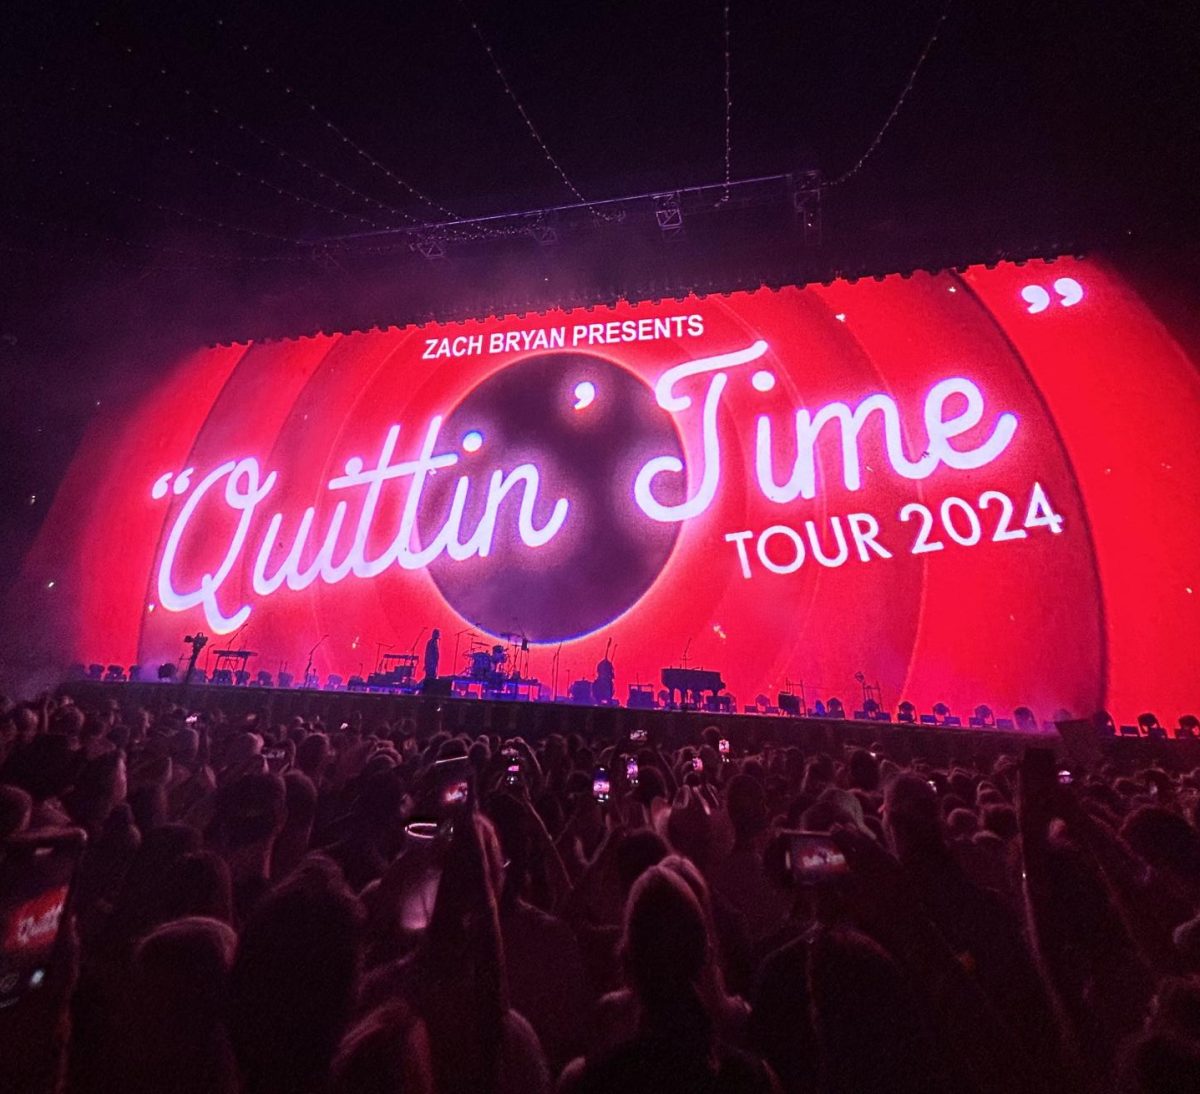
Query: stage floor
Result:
<box><xmin>58</xmin><ymin>678</ymin><xmax>1192</xmax><ymax>769</ymax></box>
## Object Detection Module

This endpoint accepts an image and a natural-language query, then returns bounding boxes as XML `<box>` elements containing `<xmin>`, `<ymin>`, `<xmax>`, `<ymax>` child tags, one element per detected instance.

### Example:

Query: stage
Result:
<box><xmin>61</xmin><ymin>680</ymin><xmax>1200</xmax><ymax>771</ymax></box>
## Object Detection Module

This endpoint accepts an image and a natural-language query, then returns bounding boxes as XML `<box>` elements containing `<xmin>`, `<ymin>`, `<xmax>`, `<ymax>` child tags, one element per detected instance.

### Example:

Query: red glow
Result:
<box><xmin>17</xmin><ymin>258</ymin><xmax>1200</xmax><ymax>724</ymax></box>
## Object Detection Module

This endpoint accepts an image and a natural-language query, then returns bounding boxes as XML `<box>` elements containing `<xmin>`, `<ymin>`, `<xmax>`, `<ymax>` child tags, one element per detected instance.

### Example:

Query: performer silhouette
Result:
<box><xmin>423</xmin><ymin>628</ymin><xmax>441</xmax><ymax>679</ymax></box>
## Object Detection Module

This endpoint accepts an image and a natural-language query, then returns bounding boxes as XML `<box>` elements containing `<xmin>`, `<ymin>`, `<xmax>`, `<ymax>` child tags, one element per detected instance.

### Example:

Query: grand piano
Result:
<box><xmin>661</xmin><ymin>667</ymin><xmax>726</xmax><ymax>708</ymax></box>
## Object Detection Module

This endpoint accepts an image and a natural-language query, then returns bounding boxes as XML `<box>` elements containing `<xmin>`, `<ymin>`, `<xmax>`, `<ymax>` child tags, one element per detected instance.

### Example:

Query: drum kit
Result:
<box><xmin>460</xmin><ymin>630</ymin><xmax>530</xmax><ymax>689</ymax></box>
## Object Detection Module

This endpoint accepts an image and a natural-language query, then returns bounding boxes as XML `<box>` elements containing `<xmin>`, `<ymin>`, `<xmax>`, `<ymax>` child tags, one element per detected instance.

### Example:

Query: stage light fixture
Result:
<box><xmin>897</xmin><ymin>701</ymin><xmax>916</xmax><ymax>724</ymax></box>
<box><xmin>414</xmin><ymin>236</ymin><xmax>446</xmax><ymax>261</ymax></box>
<box><xmin>157</xmin><ymin>663</ymin><xmax>177</xmax><ymax>680</ymax></box>
<box><xmin>1013</xmin><ymin>706</ymin><xmax>1038</xmax><ymax>732</ymax></box>
<box><xmin>1177</xmin><ymin>715</ymin><xmax>1200</xmax><ymax>740</ymax></box>
<box><xmin>826</xmin><ymin>697</ymin><xmax>846</xmax><ymax>719</ymax></box>
<box><xmin>654</xmin><ymin>193</ymin><xmax>683</xmax><ymax>239</ymax></box>
<box><xmin>527</xmin><ymin>220</ymin><xmax>558</xmax><ymax>246</ymax></box>
<box><xmin>1137</xmin><ymin>712</ymin><xmax>1166</xmax><ymax>740</ymax></box>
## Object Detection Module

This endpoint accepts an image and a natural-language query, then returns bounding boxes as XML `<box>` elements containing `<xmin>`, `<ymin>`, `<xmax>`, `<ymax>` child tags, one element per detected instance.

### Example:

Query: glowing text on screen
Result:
<box><xmin>152</xmin><ymin>338</ymin><xmax>1020</xmax><ymax>634</ymax></box>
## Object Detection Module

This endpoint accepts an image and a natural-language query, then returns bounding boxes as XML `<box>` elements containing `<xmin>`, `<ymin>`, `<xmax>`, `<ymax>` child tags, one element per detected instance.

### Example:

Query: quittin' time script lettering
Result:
<box><xmin>152</xmin><ymin>340</ymin><xmax>1018</xmax><ymax>633</ymax></box>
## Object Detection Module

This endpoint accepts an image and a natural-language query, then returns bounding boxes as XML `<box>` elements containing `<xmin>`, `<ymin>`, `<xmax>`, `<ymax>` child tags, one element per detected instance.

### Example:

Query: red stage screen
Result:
<box><xmin>15</xmin><ymin>256</ymin><xmax>1200</xmax><ymax>724</ymax></box>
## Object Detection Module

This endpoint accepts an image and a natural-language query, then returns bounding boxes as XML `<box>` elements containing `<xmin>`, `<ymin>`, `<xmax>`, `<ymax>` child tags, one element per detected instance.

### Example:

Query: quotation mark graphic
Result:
<box><xmin>573</xmin><ymin>380</ymin><xmax>596</xmax><ymax>410</ymax></box>
<box><xmin>1021</xmin><ymin>277</ymin><xmax>1084</xmax><ymax>314</ymax></box>
<box><xmin>151</xmin><ymin>469</ymin><xmax>194</xmax><ymax>499</ymax></box>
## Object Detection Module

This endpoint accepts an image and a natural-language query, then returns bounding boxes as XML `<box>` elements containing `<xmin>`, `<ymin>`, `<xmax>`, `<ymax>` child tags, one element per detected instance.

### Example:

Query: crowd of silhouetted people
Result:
<box><xmin>3</xmin><ymin>689</ymin><xmax>1200</xmax><ymax>1093</ymax></box>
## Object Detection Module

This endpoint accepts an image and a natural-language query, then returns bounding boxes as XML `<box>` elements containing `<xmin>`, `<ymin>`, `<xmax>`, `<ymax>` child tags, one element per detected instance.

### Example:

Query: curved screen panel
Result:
<box><xmin>14</xmin><ymin>256</ymin><xmax>1200</xmax><ymax>723</ymax></box>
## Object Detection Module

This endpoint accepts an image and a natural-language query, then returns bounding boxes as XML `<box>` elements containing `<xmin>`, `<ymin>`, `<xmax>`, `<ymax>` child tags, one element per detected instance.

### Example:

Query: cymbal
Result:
<box><xmin>499</xmin><ymin>631</ymin><xmax>525</xmax><ymax>642</ymax></box>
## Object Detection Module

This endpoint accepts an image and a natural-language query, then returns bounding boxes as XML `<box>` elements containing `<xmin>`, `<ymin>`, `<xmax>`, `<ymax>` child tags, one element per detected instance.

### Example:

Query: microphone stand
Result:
<box><xmin>453</xmin><ymin>627</ymin><xmax>474</xmax><ymax>679</ymax></box>
<box><xmin>304</xmin><ymin>635</ymin><xmax>328</xmax><ymax>689</ymax></box>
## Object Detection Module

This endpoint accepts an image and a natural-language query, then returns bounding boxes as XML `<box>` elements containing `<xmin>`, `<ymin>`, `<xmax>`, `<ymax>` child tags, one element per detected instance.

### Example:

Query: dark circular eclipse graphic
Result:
<box><xmin>417</xmin><ymin>352</ymin><xmax>685</xmax><ymax>644</ymax></box>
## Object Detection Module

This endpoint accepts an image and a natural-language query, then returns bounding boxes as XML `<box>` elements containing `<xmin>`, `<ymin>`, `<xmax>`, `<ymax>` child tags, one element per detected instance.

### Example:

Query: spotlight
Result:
<box><xmin>1177</xmin><ymin>715</ymin><xmax>1200</xmax><ymax>740</ymax></box>
<box><xmin>255</xmin><ymin>670</ymin><xmax>274</xmax><ymax>688</ymax></box>
<box><xmin>897</xmin><ymin>701</ymin><xmax>916</xmax><ymax>724</ymax></box>
<box><xmin>1013</xmin><ymin>706</ymin><xmax>1038</xmax><ymax>732</ymax></box>
<box><xmin>157</xmin><ymin>663</ymin><xmax>177</xmax><ymax>681</ymax></box>
<box><xmin>970</xmin><ymin>704</ymin><xmax>994</xmax><ymax>728</ymax></box>
<box><xmin>1138</xmin><ymin>712</ymin><xmax>1166</xmax><ymax>740</ymax></box>
<box><xmin>826</xmin><ymin>697</ymin><xmax>846</xmax><ymax>719</ymax></box>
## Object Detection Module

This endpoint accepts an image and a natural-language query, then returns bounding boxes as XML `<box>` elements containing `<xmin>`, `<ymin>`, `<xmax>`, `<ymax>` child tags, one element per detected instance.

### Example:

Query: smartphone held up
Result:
<box><xmin>0</xmin><ymin>829</ymin><xmax>86</xmax><ymax>1010</ymax></box>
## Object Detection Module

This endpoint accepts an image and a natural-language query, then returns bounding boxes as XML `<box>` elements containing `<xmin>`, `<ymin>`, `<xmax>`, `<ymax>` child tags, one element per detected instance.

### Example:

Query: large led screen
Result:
<box><xmin>14</xmin><ymin>256</ymin><xmax>1200</xmax><ymax>723</ymax></box>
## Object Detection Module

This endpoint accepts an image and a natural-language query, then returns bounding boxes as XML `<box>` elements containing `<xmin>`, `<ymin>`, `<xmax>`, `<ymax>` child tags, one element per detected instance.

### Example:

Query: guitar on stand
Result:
<box><xmin>592</xmin><ymin>639</ymin><xmax>616</xmax><ymax>705</ymax></box>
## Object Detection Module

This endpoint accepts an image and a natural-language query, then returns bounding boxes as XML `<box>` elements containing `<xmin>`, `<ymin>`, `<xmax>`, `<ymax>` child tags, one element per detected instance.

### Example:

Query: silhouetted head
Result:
<box><xmin>0</xmin><ymin>784</ymin><xmax>32</xmax><ymax>838</ymax></box>
<box><xmin>1122</xmin><ymin>806</ymin><xmax>1200</xmax><ymax>884</ymax></box>
<box><xmin>809</xmin><ymin>926</ymin><xmax>938</xmax><ymax>1093</ymax></box>
<box><xmin>883</xmin><ymin>773</ymin><xmax>944</xmax><ymax>861</ymax></box>
<box><xmin>621</xmin><ymin>864</ymin><xmax>712</xmax><ymax>1038</ymax></box>
<box><xmin>229</xmin><ymin>857</ymin><xmax>364</xmax><ymax>1094</ymax></box>
<box><xmin>725</xmin><ymin>773</ymin><xmax>768</xmax><ymax>843</ymax></box>
<box><xmin>847</xmin><ymin>748</ymin><xmax>880</xmax><ymax>791</ymax></box>
<box><xmin>331</xmin><ymin>1003</ymin><xmax>435</xmax><ymax>1094</ymax></box>
<box><xmin>130</xmin><ymin>917</ymin><xmax>239</xmax><ymax>1094</ymax></box>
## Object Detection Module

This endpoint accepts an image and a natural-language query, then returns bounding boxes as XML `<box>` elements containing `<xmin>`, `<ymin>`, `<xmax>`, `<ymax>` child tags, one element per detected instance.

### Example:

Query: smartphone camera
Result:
<box><xmin>185</xmin><ymin>714</ymin><xmax>199</xmax><ymax>726</ymax></box>
<box><xmin>625</xmin><ymin>756</ymin><xmax>639</xmax><ymax>786</ymax></box>
<box><xmin>630</xmin><ymin>728</ymin><xmax>648</xmax><ymax>744</ymax></box>
<box><xmin>505</xmin><ymin>762</ymin><xmax>522</xmax><ymax>788</ymax></box>
<box><xmin>718</xmin><ymin>738</ymin><xmax>730</xmax><ymax>761</ymax></box>
<box><xmin>692</xmin><ymin>757</ymin><xmax>704</xmax><ymax>773</ymax></box>
<box><xmin>0</xmin><ymin>830</ymin><xmax>86</xmax><ymax>1010</ymax></box>
<box><xmin>430</xmin><ymin>757</ymin><xmax>474</xmax><ymax>819</ymax></box>
<box><xmin>782</xmin><ymin>831</ymin><xmax>850</xmax><ymax>888</ymax></box>
<box><xmin>1057</xmin><ymin>769</ymin><xmax>1073</xmax><ymax>785</ymax></box>
<box><xmin>593</xmin><ymin>767</ymin><xmax>611</xmax><ymax>804</ymax></box>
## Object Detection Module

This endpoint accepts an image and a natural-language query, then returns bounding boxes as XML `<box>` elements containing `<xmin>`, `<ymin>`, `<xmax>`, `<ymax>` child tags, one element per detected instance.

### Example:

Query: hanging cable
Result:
<box><xmin>825</xmin><ymin>1</ymin><xmax>953</xmax><ymax>189</ymax></box>
<box><xmin>38</xmin><ymin>72</ymin><xmax>392</xmax><ymax>232</ymax></box>
<box><xmin>211</xmin><ymin>17</ymin><xmax>459</xmax><ymax>219</ymax></box>
<box><xmin>719</xmin><ymin>0</ymin><xmax>733</xmax><ymax>204</ymax></box>
<box><xmin>456</xmin><ymin>0</ymin><xmax>597</xmax><ymax>213</ymax></box>
<box><xmin>98</xmin><ymin>36</ymin><xmax>422</xmax><ymax>226</ymax></box>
